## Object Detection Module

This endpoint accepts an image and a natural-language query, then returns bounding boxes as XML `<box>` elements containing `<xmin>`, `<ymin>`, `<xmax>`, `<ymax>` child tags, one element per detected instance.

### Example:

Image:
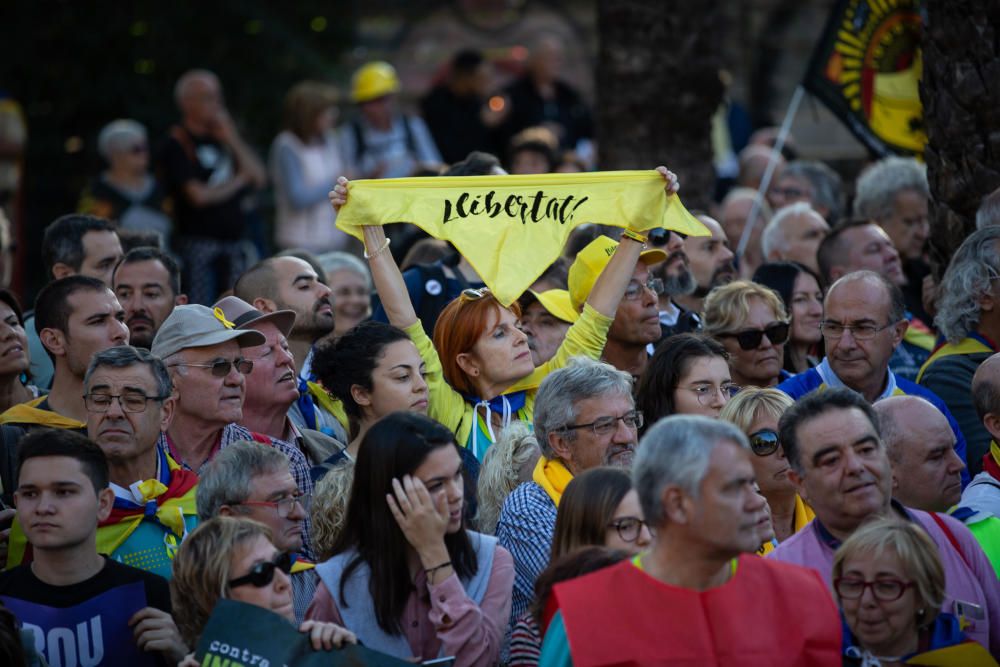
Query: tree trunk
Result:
<box><xmin>921</xmin><ymin>0</ymin><xmax>1000</xmax><ymax>277</ymax></box>
<box><xmin>595</xmin><ymin>0</ymin><xmax>725</xmax><ymax>210</ymax></box>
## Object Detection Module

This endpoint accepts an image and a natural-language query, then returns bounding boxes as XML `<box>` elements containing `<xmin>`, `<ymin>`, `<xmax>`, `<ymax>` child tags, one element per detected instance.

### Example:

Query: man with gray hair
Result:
<box><xmin>760</xmin><ymin>202</ymin><xmax>830</xmax><ymax>274</ymax></box>
<box><xmin>15</xmin><ymin>345</ymin><xmax>200</xmax><ymax>580</ymax></box>
<box><xmin>768</xmin><ymin>159</ymin><xmax>843</xmax><ymax>222</ymax></box>
<box><xmin>874</xmin><ymin>395</ymin><xmax>964</xmax><ymax>512</ymax></box>
<box><xmin>854</xmin><ymin>156</ymin><xmax>932</xmax><ymax>325</ymax></box>
<box><xmin>539</xmin><ymin>415</ymin><xmax>840</xmax><ymax>666</ymax></box>
<box><xmin>717</xmin><ymin>187</ymin><xmax>770</xmax><ymax>279</ymax></box>
<box><xmin>918</xmin><ymin>226</ymin><xmax>1000</xmax><ymax>476</ymax></box>
<box><xmin>496</xmin><ymin>357</ymin><xmax>638</xmax><ymax>655</ymax></box>
<box><xmin>197</xmin><ymin>440</ymin><xmax>315</xmax><ymax>622</ymax></box>
<box><xmin>151</xmin><ymin>304</ymin><xmax>314</xmax><ymax>555</ymax></box>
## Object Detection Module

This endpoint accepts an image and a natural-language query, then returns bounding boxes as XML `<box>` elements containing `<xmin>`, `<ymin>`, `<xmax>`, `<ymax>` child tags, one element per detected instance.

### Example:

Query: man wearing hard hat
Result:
<box><xmin>340</xmin><ymin>61</ymin><xmax>442</xmax><ymax>179</ymax></box>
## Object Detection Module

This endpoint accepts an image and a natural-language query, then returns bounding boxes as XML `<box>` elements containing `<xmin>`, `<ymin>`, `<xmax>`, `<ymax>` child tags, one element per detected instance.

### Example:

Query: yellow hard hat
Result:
<box><xmin>351</xmin><ymin>61</ymin><xmax>401</xmax><ymax>103</ymax></box>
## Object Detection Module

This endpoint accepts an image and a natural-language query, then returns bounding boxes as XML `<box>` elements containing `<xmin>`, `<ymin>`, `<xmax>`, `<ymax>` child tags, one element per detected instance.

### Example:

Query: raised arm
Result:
<box><xmin>584</xmin><ymin>166</ymin><xmax>679</xmax><ymax>317</ymax></box>
<box><xmin>329</xmin><ymin>176</ymin><xmax>419</xmax><ymax>329</ymax></box>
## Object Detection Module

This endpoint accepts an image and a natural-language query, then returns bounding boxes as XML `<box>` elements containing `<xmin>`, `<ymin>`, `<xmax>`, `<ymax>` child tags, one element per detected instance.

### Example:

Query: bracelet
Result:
<box><xmin>424</xmin><ymin>560</ymin><xmax>452</xmax><ymax>576</ymax></box>
<box><xmin>620</xmin><ymin>228</ymin><xmax>648</xmax><ymax>246</ymax></box>
<box><xmin>364</xmin><ymin>236</ymin><xmax>391</xmax><ymax>259</ymax></box>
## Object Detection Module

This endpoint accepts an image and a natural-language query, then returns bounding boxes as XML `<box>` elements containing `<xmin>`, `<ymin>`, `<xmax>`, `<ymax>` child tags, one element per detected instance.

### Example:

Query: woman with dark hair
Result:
<box><xmin>330</xmin><ymin>168</ymin><xmax>681</xmax><ymax>460</ymax></box>
<box><xmin>307</xmin><ymin>411</ymin><xmax>514</xmax><ymax>666</ymax></box>
<box><xmin>0</xmin><ymin>290</ymin><xmax>34</xmax><ymax>414</ymax></box>
<box><xmin>752</xmin><ymin>261</ymin><xmax>824</xmax><ymax>374</ymax></box>
<box><xmin>551</xmin><ymin>467</ymin><xmax>652</xmax><ymax>559</ymax></box>
<box><xmin>636</xmin><ymin>333</ymin><xmax>736</xmax><ymax>428</ymax></box>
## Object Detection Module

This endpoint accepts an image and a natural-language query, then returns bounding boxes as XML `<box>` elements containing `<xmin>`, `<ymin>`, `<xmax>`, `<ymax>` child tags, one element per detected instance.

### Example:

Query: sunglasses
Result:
<box><xmin>748</xmin><ymin>429</ymin><xmax>780</xmax><ymax>457</ymax></box>
<box><xmin>228</xmin><ymin>551</ymin><xmax>295</xmax><ymax>589</ymax></box>
<box><xmin>647</xmin><ymin>229</ymin><xmax>687</xmax><ymax>247</ymax></box>
<box><xmin>460</xmin><ymin>287</ymin><xmax>491</xmax><ymax>301</ymax></box>
<box><xmin>169</xmin><ymin>357</ymin><xmax>254</xmax><ymax>377</ymax></box>
<box><xmin>720</xmin><ymin>322</ymin><xmax>790</xmax><ymax>351</ymax></box>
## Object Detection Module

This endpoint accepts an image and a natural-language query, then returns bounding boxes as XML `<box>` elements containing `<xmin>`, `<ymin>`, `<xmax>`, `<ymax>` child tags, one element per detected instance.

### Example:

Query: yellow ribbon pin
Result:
<box><xmin>213</xmin><ymin>307</ymin><xmax>235</xmax><ymax>329</ymax></box>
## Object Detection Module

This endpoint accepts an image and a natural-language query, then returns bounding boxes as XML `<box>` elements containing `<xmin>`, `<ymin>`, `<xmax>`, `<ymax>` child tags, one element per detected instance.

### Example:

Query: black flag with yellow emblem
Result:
<box><xmin>804</xmin><ymin>0</ymin><xmax>926</xmax><ymax>157</ymax></box>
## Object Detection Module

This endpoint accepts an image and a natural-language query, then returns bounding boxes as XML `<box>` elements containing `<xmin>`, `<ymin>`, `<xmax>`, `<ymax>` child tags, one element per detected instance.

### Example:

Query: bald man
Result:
<box><xmin>718</xmin><ymin>187</ymin><xmax>771</xmax><ymax>279</ymax></box>
<box><xmin>875</xmin><ymin>395</ymin><xmax>964</xmax><ymax>512</ymax></box>
<box><xmin>160</xmin><ymin>69</ymin><xmax>266</xmax><ymax>305</ymax></box>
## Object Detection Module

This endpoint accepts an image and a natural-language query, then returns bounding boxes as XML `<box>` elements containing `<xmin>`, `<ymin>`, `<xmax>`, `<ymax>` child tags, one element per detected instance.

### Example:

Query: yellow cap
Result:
<box><xmin>520</xmin><ymin>289</ymin><xmax>579</xmax><ymax>324</ymax></box>
<box><xmin>351</xmin><ymin>61</ymin><xmax>401</xmax><ymax>103</ymax></box>
<box><xmin>568</xmin><ymin>236</ymin><xmax>667</xmax><ymax>311</ymax></box>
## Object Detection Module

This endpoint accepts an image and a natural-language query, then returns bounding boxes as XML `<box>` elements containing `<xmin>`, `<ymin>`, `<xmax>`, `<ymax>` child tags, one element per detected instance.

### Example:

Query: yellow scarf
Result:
<box><xmin>0</xmin><ymin>396</ymin><xmax>85</xmax><ymax>429</ymax></box>
<box><xmin>532</xmin><ymin>456</ymin><xmax>574</xmax><ymax>507</ymax></box>
<box><xmin>916</xmin><ymin>336</ymin><xmax>994</xmax><ymax>383</ymax></box>
<box><xmin>757</xmin><ymin>495</ymin><xmax>815</xmax><ymax>556</ymax></box>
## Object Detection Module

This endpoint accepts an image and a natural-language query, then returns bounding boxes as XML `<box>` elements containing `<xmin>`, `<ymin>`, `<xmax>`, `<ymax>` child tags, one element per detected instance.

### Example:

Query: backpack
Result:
<box><xmin>350</xmin><ymin>115</ymin><xmax>417</xmax><ymax>165</ymax></box>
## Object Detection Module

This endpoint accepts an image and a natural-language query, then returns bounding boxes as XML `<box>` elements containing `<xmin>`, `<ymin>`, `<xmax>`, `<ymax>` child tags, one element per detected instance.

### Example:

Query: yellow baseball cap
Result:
<box><xmin>519</xmin><ymin>289</ymin><xmax>579</xmax><ymax>323</ymax></box>
<box><xmin>568</xmin><ymin>235</ymin><xmax>667</xmax><ymax>311</ymax></box>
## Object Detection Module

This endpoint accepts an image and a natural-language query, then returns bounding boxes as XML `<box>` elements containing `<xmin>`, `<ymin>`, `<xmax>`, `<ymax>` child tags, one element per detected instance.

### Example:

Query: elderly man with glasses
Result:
<box><xmin>496</xmin><ymin>357</ymin><xmax>639</xmax><ymax>660</ymax></box>
<box><xmin>5</xmin><ymin>346</ymin><xmax>201</xmax><ymax>578</ymax></box>
<box><xmin>196</xmin><ymin>440</ymin><xmax>317</xmax><ymax>623</ymax></box>
<box><xmin>150</xmin><ymin>304</ymin><xmax>315</xmax><ymax>554</ymax></box>
<box><xmin>777</xmin><ymin>270</ymin><xmax>969</xmax><ymax>486</ymax></box>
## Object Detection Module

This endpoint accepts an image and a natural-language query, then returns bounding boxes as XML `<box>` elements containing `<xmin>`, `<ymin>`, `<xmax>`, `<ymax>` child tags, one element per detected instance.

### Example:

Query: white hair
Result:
<box><xmin>761</xmin><ymin>202</ymin><xmax>822</xmax><ymax>259</ymax></box>
<box><xmin>97</xmin><ymin>119</ymin><xmax>146</xmax><ymax>160</ymax></box>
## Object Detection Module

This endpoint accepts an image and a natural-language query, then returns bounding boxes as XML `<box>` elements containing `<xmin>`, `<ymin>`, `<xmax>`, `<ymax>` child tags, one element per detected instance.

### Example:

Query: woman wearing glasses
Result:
<box><xmin>307</xmin><ymin>411</ymin><xmax>514</xmax><ymax>666</ymax></box>
<box><xmin>509</xmin><ymin>468</ymin><xmax>650</xmax><ymax>666</ymax></box>
<box><xmin>329</xmin><ymin>169</ymin><xmax>681</xmax><ymax>461</ymax></box>
<box><xmin>752</xmin><ymin>261</ymin><xmax>825</xmax><ymax>374</ymax></box>
<box><xmin>636</xmin><ymin>333</ymin><xmax>737</xmax><ymax>426</ymax></box>
<box><xmin>702</xmin><ymin>280</ymin><xmax>791</xmax><ymax>388</ymax></box>
<box><xmin>170</xmin><ymin>516</ymin><xmax>356</xmax><ymax>659</ymax></box>
<box><xmin>834</xmin><ymin>518</ymin><xmax>997</xmax><ymax>666</ymax></box>
<box><xmin>719</xmin><ymin>387</ymin><xmax>813</xmax><ymax>553</ymax></box>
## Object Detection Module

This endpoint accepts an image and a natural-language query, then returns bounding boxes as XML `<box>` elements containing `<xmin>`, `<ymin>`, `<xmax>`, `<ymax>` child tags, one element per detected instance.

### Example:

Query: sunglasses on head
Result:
<box><xmin>748</xmin><ymin>429</ymin><xmax>780</xmax><ymax>457</ymax></box>
<box><xmin>460</xmin><ymin>287</ymin><xmax>491</xmax><ymax>301</ymax></box>
<box><xmin>228</xmin><ymin>551</ymin><xmax>295</xmax><ymax>589</ymax></box>
<box><xmin>721</xmin><ymin>322</ymin><xmax>790</xmax><ymax>351</ymax></box>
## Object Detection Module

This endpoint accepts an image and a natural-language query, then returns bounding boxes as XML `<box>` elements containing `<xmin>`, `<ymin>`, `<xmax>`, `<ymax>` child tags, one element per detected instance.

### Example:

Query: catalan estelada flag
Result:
<box><xmin>804</xmin><ymin>0</ymin><xmax>926</xmax><ymax>156</ymax></box>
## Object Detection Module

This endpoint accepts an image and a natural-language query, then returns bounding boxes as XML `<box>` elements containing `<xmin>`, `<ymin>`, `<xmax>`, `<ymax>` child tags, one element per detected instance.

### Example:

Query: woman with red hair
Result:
<box><xmin>330</xmin><ymin>168</ymin><xmax>679</xmax><ymax>459</ymax></box>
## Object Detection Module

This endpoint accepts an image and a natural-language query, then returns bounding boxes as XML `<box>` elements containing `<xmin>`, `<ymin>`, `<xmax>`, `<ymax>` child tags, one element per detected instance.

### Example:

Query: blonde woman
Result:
<box><xmin>476</xmin><ymin>421</ymin><xmax>541</xmax><ymax>534</ymax></box>
<box><xmin>703</xmin><ymin>280</ymin><xmax>791</xmax><ymax>388</ymax></box>
<box><xmin>171</xmin><ymin>517</ymin><xmax>355</xmax><ymax>659</ymax></box>
<box><xmin>719</xmin><ymin>387</ymin><xmax>813</xmax><ymax>553</ymax></box>
<box><xmin>834</xmin><ymin>519</ymin><xmax>998</xmax><ymax>665</ymax></box>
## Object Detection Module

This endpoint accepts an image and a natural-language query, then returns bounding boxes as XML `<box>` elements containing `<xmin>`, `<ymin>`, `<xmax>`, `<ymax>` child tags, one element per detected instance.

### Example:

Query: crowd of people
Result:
<box><xmin>0</xmin><ymin>40</ymin><xmax>999</xmax><ymax>667</ymax></box>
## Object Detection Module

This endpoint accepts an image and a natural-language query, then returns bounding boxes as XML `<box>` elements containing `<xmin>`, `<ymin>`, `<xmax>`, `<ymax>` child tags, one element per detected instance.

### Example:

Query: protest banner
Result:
<box><xmin>195</xmin><ymin>599</ymin><xmax>414</xmax><ymax>666</ymax></box>
<box><xmin>335</xmin><ymin>170</ymin><xmax>709</xmax><ymax>305</ymax></box>
<box><xmin>803</xmin><ymin>0</ymin><xmax>925</xmax><ymax>157</ymax></box>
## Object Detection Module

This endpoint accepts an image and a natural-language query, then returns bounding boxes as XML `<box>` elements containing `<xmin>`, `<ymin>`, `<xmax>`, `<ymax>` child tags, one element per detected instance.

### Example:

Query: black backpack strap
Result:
<box><xmin>401</xmin><ymin>115</ymin><xmax>417</xmax><ymax>156</ymax></box>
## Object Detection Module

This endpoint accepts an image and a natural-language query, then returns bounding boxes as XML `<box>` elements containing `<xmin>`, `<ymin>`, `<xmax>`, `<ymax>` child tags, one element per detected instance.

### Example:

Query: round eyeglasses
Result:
<box><xmin>681</xmin><ymin>383</ymin><xmax>741</xmax><ymax>407</ymax></box>
<box><xmin>747</xmin><ymin>429</ymin><xmax>780</xmax><ymax>457</ymax></box>
<box><xmin>607</xmin><ymin>517</ymin><xmax>647</xmax><ymax>543</ymax></box>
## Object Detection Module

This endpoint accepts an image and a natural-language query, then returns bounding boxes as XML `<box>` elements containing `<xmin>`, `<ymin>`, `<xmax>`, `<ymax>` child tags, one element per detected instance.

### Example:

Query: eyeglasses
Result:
<box><xmin>461</xmin><ymin>287</ymin><xmax>490</xmax><ymax>301</ymax></box>
<box><xmin>770</xmin><ymin>186</ymin><xmax>807</xmax><ymax>200</ymax></box>
<box><xmin>228</xmin><ymin>552</ymin><xmax>295</xmax><ymax>589</ymax></box>
<box><xmin>84</xmin><ymin>392</ymin><xmax>169</xmax><ymax>413</ymax></box>
<box><xmin>623</xmin><ymin>278</ymin><xmax>664</xmax><ymax>300</ymax></box>
<box><xmin>168</xmin><ymin>357</ymin><xmax>253</xmax><ymax>377</ymax></box>
<box><xmin>819</xmin><ymin>321</ymin><xmax>896</xmax><ymax>341</ymax></box>
<box><xmin>608</xmin><ymin>516</ymin><xmax>647</xmax><ymax>543</ymax></box>
<box><xmin>718</xmin><ymin>322</ymin><xmax>790</xmax><ymax>350</ymax></box>
<box><xmin>682</xmin><ymin>383</ymin><xmax>741</xmax><ymax>407</ymax></box>
<box><xmin>748</xmin><ymin>429</ymin><xmax>780</xmax><ymax>457</ymax></box>
<box><xmin>561</xmin><ymin>410</ymin><xmax>643</xmax><ymax>437</ymax></box>
<box><xmin>237</xmin><ymin>492</ymin><xmax>311</xmax><ymax>518</ymax></box>
<box><xmin>834</xmin><ymin>577</ymin><xmax>915</xmax><ymax>602</ymax></box>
